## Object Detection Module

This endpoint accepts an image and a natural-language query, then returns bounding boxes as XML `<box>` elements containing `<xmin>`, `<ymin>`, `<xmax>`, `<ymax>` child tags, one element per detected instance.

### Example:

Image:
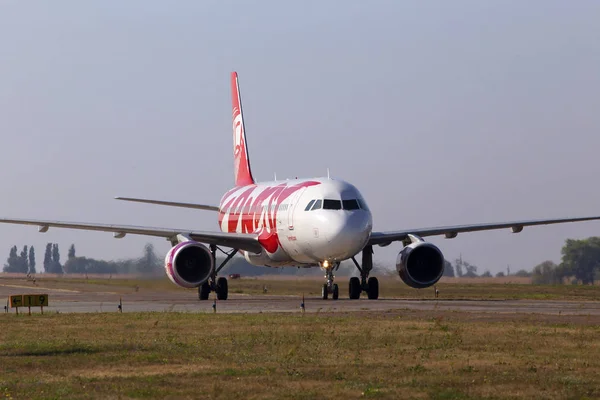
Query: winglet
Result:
<box><xmin>231</xmin><ymin>72</ymin><xmax>255</xmax><ymax>186</ymax></box>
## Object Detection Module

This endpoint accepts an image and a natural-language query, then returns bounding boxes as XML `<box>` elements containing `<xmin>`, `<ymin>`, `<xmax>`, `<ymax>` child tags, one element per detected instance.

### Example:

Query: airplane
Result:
<box><xmin>1</xmin><ymin>71</ymin><xmax>600</xmax><ymax>301</ymax></box>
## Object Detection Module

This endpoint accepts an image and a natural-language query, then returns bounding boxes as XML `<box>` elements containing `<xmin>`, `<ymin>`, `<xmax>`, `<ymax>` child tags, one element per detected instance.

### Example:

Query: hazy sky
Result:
<box><xmin>1</xmin><ymin>1</ymin><xmax>600</xmax><ymax>274</ymax></box>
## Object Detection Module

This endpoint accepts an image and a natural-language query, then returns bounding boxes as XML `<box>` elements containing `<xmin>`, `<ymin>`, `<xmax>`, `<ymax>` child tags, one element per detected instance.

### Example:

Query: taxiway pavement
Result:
<box><xmin>2</xmin><ymin>281</ymin><xmax>600</xmax><ymax>316</ymax></box>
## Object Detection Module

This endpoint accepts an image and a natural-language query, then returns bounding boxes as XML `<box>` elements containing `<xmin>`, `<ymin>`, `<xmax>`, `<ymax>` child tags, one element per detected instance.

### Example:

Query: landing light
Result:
<box><xmin>322</xmin><ymin>260</ymin><xmax>330</xmax><ymax>268</ymax></box>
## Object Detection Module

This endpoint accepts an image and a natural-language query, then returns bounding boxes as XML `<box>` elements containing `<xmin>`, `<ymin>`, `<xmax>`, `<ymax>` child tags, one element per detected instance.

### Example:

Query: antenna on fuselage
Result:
<box><xmin>274</xmin><ymin>172</ymin><xmax>277</xmax><ymax>181</ymax></box>
<box><xmin>327</xmin><ymin>168</ymin><xmax>330</xmax><ymax>179</ymax></box>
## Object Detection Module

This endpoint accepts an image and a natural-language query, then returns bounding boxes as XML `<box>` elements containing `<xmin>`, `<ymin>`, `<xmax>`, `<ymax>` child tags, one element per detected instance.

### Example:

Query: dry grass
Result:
<box><xmin>1</xmin><ymin>311</ymin><xmax>600</xmax><ymax>399</ymax></box>
<box><xmin>231</xmin><ymin>277</ymin><xmax>600</xmax><ymax>300</ymax></box>
<box><xmin>3</xmin><ymin>274</ymin><xmax>600</xmax><ymax>301</ymax></box>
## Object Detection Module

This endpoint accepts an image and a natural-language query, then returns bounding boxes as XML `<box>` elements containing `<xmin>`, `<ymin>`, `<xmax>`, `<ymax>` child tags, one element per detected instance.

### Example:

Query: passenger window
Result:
<box><xmin>304</xmin><ymin>200</ymin><xmax>315</xmax><ymax>211</ymax></box>
<box><xmin>342</xmin><ymin>199</ymin><xmax>360</xmax><ymax>210</ymax></box>
<box><xmin>311</xmin><ymin>199</ymin><xmax>322</xmax><ymax>210</ymax></box>
<box><xmin>323</xmin><ymin>199</ymin><xmax>342</xmax><ymax>210</ymax></box>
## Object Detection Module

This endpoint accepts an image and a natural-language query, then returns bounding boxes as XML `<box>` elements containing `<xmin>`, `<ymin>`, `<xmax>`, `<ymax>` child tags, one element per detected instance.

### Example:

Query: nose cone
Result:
<box><xmin>322</xmin><ymin>211</ymin><xmax>372</xmax><ymax>260</ymax></box>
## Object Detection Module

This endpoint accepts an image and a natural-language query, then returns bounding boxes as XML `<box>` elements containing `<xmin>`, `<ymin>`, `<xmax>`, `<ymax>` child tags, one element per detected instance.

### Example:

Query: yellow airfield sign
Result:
<box><xmin>9</xmin><ymin>295</ymin><xmax>23</xmax><ymax>308</ymax></box>
<box><xmin>23</xmin><ymin>294</ymin><xmax>49</xmax><ymax>307</ymax></box>
<box><xmin>9</xmin><ymin>294</ymin><xmax>49</xmax><ymax>308</ymax></box>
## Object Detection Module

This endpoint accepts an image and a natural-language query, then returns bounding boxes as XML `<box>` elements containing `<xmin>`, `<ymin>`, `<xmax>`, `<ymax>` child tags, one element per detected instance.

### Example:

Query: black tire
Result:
<box><xmin>321</xmin><ymin>283</ymin><xmax>328</xmax><ymax>300</ymax></box>
<box><xmin>349</xmin><ymin>277</ymin><xmax>361</xmax><ymax>299</ymax></box>
<box><xmin>199</xmin><ymin>281</ymin><xmax>210</xmax><ymax>300</ymax></box>
<box><xmin>216</xmin><ymin>277</ymin><xmax>228</xmax><ymax>300</ymax></box>
<box><xmin>332</xmin><ymin>284</ymin><xmax>339</xmax><ymax>300</ymax></box>
<box><xmin>367</xmin><ymin>277</ymin><xmax>379</xmax><ymax>300</ymax></box>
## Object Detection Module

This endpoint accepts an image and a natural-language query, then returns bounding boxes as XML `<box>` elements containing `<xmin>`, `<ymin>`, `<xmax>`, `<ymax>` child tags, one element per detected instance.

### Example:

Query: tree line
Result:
<box><xmin>3</xmin><ymin>243</ymin><xmax>162</xmax><ymax>275</ymax></box>
<box><xmin>531</xmin><ymin>237</ymin><xmax>600</xmax><ymax>285</ymax></box>
<box><xmin>440</xmin><ymin>237</ymin><xmax>600</xmax><ymax>285</ymax></box>
<box><xmin>4</xmin><ymin>237</ymin><xmax>600</xmax><ymax>284</ymax></box>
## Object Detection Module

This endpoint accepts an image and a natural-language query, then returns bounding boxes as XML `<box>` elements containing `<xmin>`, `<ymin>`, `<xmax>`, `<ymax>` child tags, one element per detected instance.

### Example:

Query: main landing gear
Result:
<box><xmin>349</xmin><ymin>245</ymin><xmax>379</xmax><ymax>300</ymax></box>
<box><xmin>198</xmin><ymin>245</ymin><xmax>238</xmax><ymax>301</ymax></box>
<box><xmin>320</xmin><ymin>262</ymin><xmax>340</xmax><ymax>300</ymax></box>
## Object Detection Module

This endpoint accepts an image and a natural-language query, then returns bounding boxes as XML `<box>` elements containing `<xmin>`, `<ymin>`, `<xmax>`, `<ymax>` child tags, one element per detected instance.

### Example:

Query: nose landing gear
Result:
<box><xmin>320</xmin><ymin>262</ymin><xmax>339</xmax><ymax>300</ymax></box>
<box><xmin>349</xmin><ymin>245</ymin><xmax>379</xmax><ymax>299</ymax></box>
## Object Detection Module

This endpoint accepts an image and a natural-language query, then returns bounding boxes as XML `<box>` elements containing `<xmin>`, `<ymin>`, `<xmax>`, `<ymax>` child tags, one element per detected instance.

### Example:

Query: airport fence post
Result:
<box><xmin>212</xmin><ymin>299</ymin><xmax>217</xmax><ymax>313</ymax></box>
<box><xmin>118</xmin><ymin>297</ymin><xmax>123</xmax><ymax>313</ymax></box>
<box><xmin>300</xmin><ymin>294</ymin><xmax>305</xmax><ymax>314</ymax></box>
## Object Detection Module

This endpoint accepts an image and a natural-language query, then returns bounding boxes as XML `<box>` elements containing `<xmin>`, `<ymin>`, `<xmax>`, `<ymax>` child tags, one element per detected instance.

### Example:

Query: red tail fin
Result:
<box><xmin>231</xmin><ymin>72</ymin><xmax>255</xmax><ymax>186</ymax></box>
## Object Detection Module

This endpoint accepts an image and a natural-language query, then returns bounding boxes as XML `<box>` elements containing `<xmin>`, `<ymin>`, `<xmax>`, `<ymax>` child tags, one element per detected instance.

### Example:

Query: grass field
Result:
<box><xmin>4</xmin><ymin>274</ymin><xmax>600</xmax><ymax>301</ymax></box>
<box><xmin>1</xmin><ymin>311</ymin><xmax>599</xmax><ymax>399</ymax></box>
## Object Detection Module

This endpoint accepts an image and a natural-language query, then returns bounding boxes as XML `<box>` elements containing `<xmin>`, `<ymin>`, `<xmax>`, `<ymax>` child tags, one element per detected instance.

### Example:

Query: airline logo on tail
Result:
<box><xmin>231</xmin><ymin>72</ymin><xmax>255</xmax><ymax>187</ymax></box>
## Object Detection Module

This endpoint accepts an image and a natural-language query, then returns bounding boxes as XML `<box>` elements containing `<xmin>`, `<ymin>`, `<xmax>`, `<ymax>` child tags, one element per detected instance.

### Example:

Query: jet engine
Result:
<box><xmin>164</xmin><ymin>241</ymin><xmax>214</xmax><ymax>288</ymax></box>
<box><xmin>396</xmin><ymin>239</ymin><xmax>444</xmax><ymax>289</ymax></box>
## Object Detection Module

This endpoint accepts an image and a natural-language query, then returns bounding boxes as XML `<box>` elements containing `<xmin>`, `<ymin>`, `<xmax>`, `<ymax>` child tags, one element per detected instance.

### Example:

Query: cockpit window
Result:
<box><xmin>304</xmin><ymin>200</ymin><xmax>315</xmax><ymax>211</ymax></box>
<box><xmin>323</xmin><ymin>199</ymin><xmax>342</xmax><ymax>210</ymax></box>
<box><xmin>307</xmin><ymin>197</ymin><xmax>366</xmax><ymax>211</ymax></box>
<box><xmin>342</xmin><ymin>199</ymin><xmax>360</xmax><ymax>210</ymax></box>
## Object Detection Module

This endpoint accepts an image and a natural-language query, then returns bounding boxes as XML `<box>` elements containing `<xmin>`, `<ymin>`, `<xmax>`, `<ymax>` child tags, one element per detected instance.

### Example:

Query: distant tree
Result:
<box><xmin>463</xmin><ymin>262</ymin><xmax>478</xmax><ymax>277</ymax></box>
<box><xmin>453</xmin><ymin>256</ymin><xmax>478</xmax><ymax>277</ymax></box>
<box><xmin>560</xmin><ymin>237</ymin><xmax>600</xmax><ymax>285</ymax></box>
<box><xmin>481</xmin><ymin>270</ymin><xmax>492</xmax><ymax>278</ymax></box>
<box><xmin>68</xmin><ymin>244</ymin><xmax>76</xmax><ymax>259</ymax></box>
<box><xmin>19</xmin><ymin>245</ymin><xmax>29</xmax><ymax>274</ymax></box>
<box><xmin>63</xmin><ymin>255</ymin><xmax>86</xmax><ymax>274</ymax></box>
<box><xmin>29</xmin><ymin>246</ymin><xmax>36</xmax><ymax>274</ymax></box>
<box><xmin>495</xmin><ymin>271</ymin><xmax>505</xmax><ymax>278</ymax></box>
<box><xmin>64</xmin><ymin>256</ymin><xmax>118</xmax><ymax>274</ymax></box>
<box><xmin>136</xmin><ymin>243</ymin><xmax>161</xmax><ymax>275</ymax></box>
<box><xmin>86</xmin><ymin>258</ymin><xmax>118</xmax><ymax>274</ymax></box>
<box><xmin>3</xmin><ymin>245</ymin><xmax>20</xmax><ymax>272</ymax></box>
<box><xmin>112</xmin><ymin>258</ymin><xmax>136</xmax><ymax>274</ymax></box>
<box><xmin>454</xmin><ymin>257</ymin><xmax>463</xmax><ymax>277</ymax></box>
<box><xmin>514</xmin><ymin>269</ymin><xmax>531</xmax><ymax>277</ymax></box>
<box><xmin>44</xmin><ymin>243</ymin><xmax>53</xmax><ymax>273</ymax></box>
<box><xmin>442</xmin><ymin>259</ymin><xmax>455</xmax><ymax>277</ymax></box>
<box><xmin>50</xmin><ymin>243</ymin><xmax>62</xmax><ymax>274</ymax></box>
<box><xmin>532</xmin><ymin>260</ymin><xmax>561</xmax><ymax>285</ymax></box>
<box><xmin>63</xmin><ymin>243</ymin><xmax>158</xmax><ymax>275</ymax></box>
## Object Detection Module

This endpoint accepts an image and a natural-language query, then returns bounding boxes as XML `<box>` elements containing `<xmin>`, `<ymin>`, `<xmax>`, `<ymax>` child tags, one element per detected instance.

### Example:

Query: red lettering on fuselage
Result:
<box><xmin>219</xmin><ymin>181</ymin><xmax>320</xmax><ymax>241</ymax></box>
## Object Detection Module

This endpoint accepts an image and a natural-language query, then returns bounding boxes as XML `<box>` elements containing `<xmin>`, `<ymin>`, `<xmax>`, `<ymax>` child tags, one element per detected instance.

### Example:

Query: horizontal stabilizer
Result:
<box><xmin>115</xmin><ymin>197</ymin><xmax>219</xmax><ymax>212</ymax></box>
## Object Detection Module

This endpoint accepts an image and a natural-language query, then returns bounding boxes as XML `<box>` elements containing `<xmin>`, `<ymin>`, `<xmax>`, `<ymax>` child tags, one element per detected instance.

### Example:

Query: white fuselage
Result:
<box><xmin>218</xmin><ymin>178</ymin><xmax>373</xmax><ymax>267</ymax></box>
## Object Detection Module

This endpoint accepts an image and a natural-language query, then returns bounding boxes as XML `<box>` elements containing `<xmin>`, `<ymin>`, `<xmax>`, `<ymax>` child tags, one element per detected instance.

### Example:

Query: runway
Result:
<box><xmin>2</xmin><ymin>281</ymin><xmax>600</xmax><ymax>317</ymax></box>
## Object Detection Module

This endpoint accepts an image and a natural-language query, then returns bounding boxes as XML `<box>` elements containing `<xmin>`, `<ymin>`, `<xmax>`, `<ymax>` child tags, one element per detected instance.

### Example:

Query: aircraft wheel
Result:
<box><xmin>321</xmin><ymin>283</ymin><xmax>329</xmax><ymax>300</ymax></box>
<box><xmin>199</xmin><ymin>281</ymin><xmax>210</xmax><ymax>300</ymax></box>
<box><xmin>332</xmin><ymin>283</ymin><xmax>339</xmax><ymax>300</ymax></box>
<box><xmin>367</xmin><ymin>277</ymin><xmax>379</xmax><ymax>300</ymax></box>
<box><xmin>216</xmin><ymin>277</ymin><xmax>228</xmax><ymax>300</ymax></box>
<box><xmin>349</xmin><ymin>277</ymin><xmax>361</xmax><ymax>299</ymax></box>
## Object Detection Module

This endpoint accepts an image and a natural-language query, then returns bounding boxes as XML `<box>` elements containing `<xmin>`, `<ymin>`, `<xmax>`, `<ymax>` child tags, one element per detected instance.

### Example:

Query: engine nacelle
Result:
<box><xmin>396</xmin><ymin>241</ymin><xmax>444</xmax><ymax>289</ymax></box>
<box><xmin>164</xmin><ymin>241</ymin><xmax>214</xmax><ymax>288</ymax></box>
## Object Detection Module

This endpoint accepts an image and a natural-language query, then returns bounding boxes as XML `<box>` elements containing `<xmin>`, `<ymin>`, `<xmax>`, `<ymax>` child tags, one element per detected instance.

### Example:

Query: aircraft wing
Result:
<box><xmin>115</xmin><ymin>197</ymin><xmax>220</xmax><ymax>212</ymax></box>
<box><xmin>368</xmin><ymin>215</ymin><xmax>600</xmax><ymax>246</ymax></box>
<box><xmin>0</xmin><ymin>218</ymin><xmax>262</xmax><ymax>253</ymax></box>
